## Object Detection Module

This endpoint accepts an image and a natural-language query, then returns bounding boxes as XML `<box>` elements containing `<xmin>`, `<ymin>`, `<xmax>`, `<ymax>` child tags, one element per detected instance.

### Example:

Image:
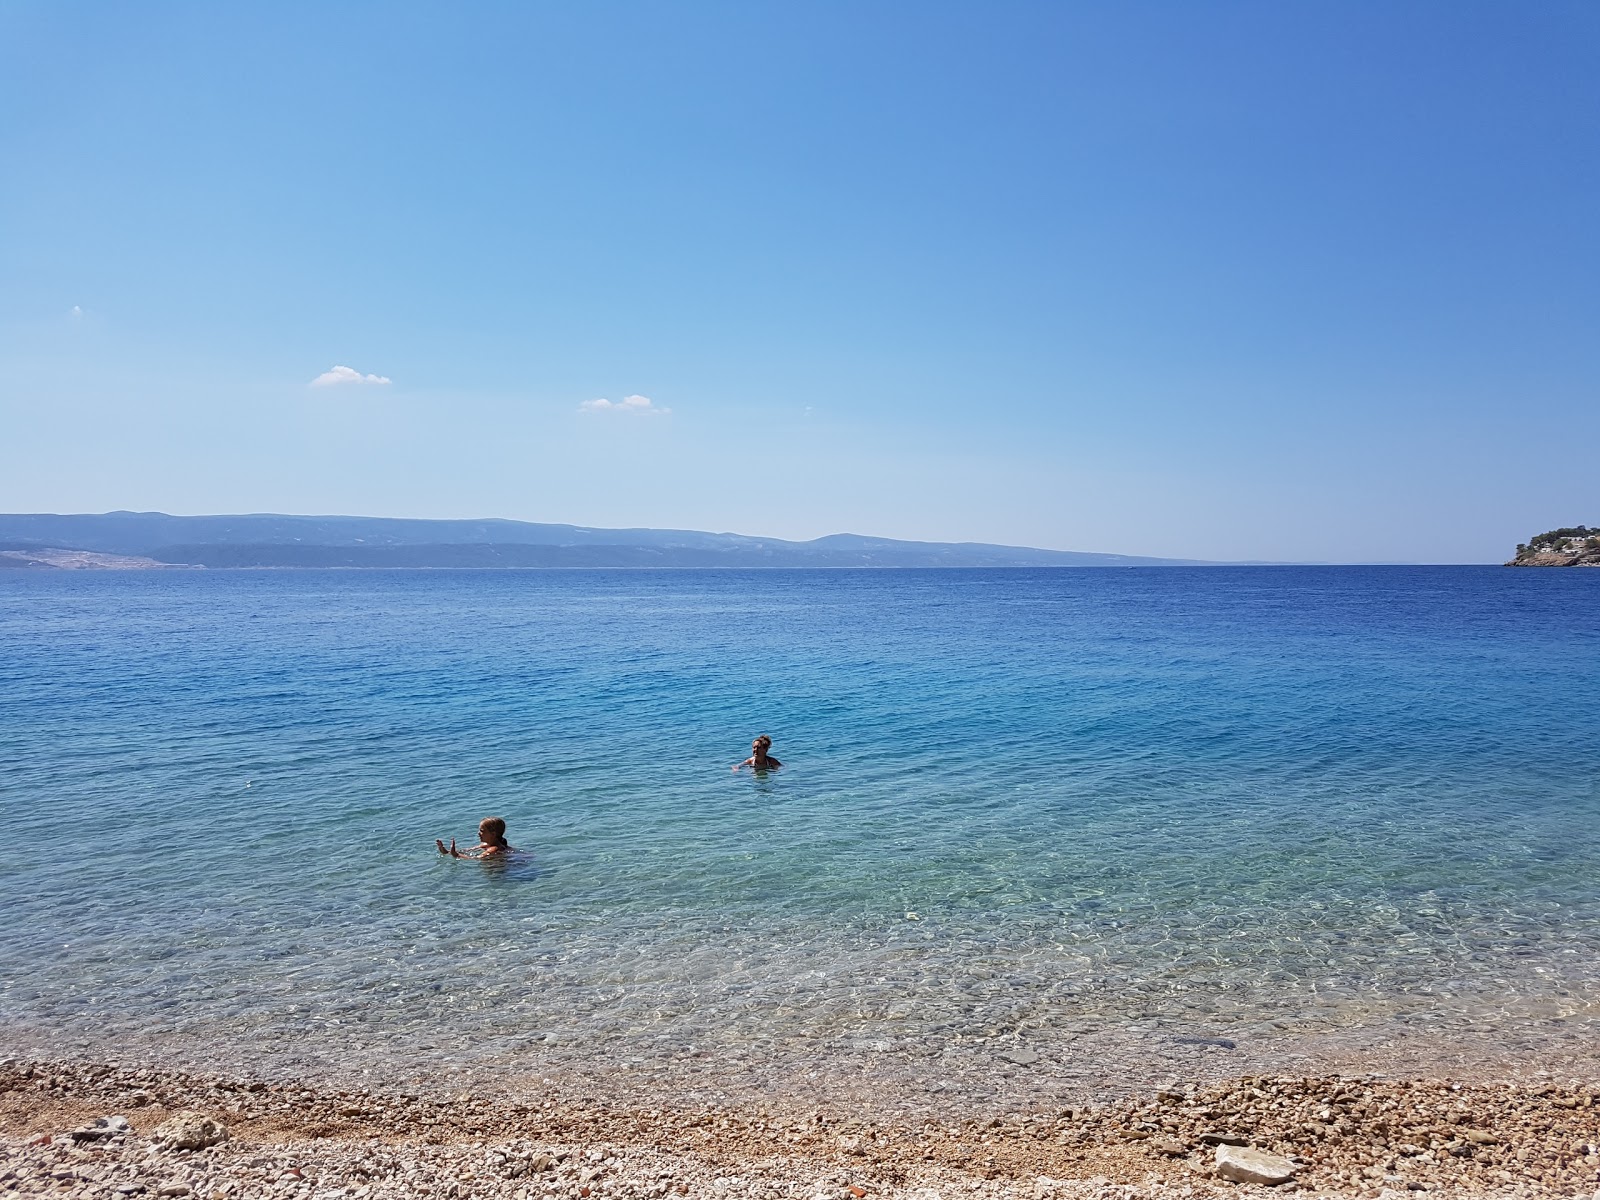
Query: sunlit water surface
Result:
<box><xmin>2</xmin><ymin>568</ymin><xmax>1597</xmax><ymax>1107</ymax></box>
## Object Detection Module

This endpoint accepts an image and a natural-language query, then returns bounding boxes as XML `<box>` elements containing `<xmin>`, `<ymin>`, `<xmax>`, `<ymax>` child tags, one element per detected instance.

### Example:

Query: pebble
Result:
<box><xmin>996</xmin><ymin>1050</ymin><xmax>1041</xmax><ymax>1066</ymax></box>
<box><xmin>151</xmin><ymin>1112</ymin><xmax>228</xmax><ymax>1151</ymax></box>
<box><xmin>1214</xmin><ymin>1145</ymin><xmax>1297</xmax><ymax>1186</ymax></box>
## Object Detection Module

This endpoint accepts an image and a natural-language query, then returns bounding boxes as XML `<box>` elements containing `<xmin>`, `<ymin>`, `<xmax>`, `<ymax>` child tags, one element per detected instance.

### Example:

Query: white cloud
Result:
<box><xmin>310</xmin><ymin>365</ymin><xmax>392</xmax><ymax>388</ymax></box>
<box><xmin>69</xmin><ymin>305</ymin><xmax>83</xmax><ymax>320</ymax></box>
<box><xmin>579</xmin><ymin>393</ymin><xmax>670</xmax><ymax>414</ymax></box>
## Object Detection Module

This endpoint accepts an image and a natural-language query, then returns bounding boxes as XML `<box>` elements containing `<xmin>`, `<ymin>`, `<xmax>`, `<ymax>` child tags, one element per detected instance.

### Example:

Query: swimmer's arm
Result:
<box><xmin>437</xmin><ymin>838</ymin><xmax>487</xmax><ymax>858</ymax></box>
<box><xmin>732</xmin><ymin>756</ymin><xmax>756</xmax><ymax>771</ymax></box>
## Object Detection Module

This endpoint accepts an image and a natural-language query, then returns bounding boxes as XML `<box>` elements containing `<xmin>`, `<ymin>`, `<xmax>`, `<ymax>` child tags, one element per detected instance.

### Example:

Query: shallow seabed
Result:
<box><xmin>2</xmin><ymin>567</ymin><xmax>1597</xmax><ymax>1110</ymax></box>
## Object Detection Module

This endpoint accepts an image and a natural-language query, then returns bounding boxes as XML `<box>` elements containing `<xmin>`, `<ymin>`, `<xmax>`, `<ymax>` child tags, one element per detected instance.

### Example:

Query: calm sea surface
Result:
<box><xmin>1</xmin><ymin>567</ymin><xmax>1597</xmax><ymax>1106</ymax></box>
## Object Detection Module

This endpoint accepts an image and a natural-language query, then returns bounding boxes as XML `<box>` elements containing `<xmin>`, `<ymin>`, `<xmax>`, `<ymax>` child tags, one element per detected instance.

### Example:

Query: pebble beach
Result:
<box><xmin>6</xmin><ymin>1056</ymin><xmax>1600</xmax><ymax>1200</ymax></box>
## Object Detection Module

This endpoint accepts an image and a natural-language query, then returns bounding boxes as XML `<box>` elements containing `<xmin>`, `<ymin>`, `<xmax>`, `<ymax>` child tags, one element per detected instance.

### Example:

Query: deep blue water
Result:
<box><xmin>1</xmin><ymin>567</ymin><xmax>1596</xmax><ymax>1098</ymax></box>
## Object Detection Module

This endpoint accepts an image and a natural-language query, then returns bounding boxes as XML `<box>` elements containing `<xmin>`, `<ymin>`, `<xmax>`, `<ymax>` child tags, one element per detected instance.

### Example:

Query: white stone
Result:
<box><xmin>152</xmin><ymin>1112</ymin><xmax>228</xmax><ymax>1151</ymax></box>
<box><xmin>1214</xmin><ymin>1145</ymin><xmax>1296</xmax><ymax>1186</ymax></box>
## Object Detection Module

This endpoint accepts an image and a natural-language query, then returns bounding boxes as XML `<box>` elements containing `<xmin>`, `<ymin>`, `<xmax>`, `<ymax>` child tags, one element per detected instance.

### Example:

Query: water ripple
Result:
<box><xmin>1</xmin><ymin>566</ymin><xmax>1597</xmax><ymax>1094</ymax></box>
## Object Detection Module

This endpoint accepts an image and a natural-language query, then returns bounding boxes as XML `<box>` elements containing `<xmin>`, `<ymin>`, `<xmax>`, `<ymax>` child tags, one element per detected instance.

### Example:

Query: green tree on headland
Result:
<box><xmin>1526</xmin><ymin>525</ymin><xmax>1594</xmax><ymax>550</ymax></box>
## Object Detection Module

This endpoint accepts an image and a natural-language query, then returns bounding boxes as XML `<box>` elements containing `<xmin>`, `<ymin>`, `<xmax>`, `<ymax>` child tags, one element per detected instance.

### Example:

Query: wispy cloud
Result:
<box><xmin>69</xmin><ymin>305</ymin><xmax>84</xmax><ymax>320</ymax></box>
<box><xmin>579</xmin><ymin>394</ymin><xmax>670</xmax><ymax>415</ymax></box>
<box><xmin>310</xmin><ymin>365</ymin><xmax>392</xmax><ymax>388</ymax></box>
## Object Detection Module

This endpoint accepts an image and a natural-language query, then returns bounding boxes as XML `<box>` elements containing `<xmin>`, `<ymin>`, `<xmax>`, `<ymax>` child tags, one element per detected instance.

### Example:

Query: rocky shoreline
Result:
<box><xmin>4</xmin><ymin>1059</ymin><xmax>1599</xmax><ymax>1200</ymax></box>
<box><xmin>1504</xmin><ymin>550</ymin><xmax>1600</xmax><ymax>567</ymax></box>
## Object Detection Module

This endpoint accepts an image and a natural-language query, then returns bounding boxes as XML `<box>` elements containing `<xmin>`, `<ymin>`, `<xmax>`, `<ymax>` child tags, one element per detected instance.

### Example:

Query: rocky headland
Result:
<box><xmin>1505</xmin><ymin>527</ymin><xmax>1600</xmax><ymax>567</ymax></box>
<box><xmin>5</xmin><ymin>1058</ymin><xmax>1600</xmax><ymax>1200</ymax></box>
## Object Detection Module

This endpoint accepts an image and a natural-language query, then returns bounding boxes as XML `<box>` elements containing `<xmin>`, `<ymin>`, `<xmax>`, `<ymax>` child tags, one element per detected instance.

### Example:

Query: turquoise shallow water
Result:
<box><xmin>1</xmin><ymin>567</ymin><xmax>1597</xmax><ymax>1104</ymax></box>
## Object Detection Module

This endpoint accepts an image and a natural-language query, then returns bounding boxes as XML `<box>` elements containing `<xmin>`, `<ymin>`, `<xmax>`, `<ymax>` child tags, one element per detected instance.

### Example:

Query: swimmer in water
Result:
<box><xmin>437</xmin><ymin>816</ymin><xmax>514</xmax><ymax>859</ymax></box>
<box><xmin>732</xmin><ymin>734</ymin><xmax>781</xmax><ymax>772</ymax></box>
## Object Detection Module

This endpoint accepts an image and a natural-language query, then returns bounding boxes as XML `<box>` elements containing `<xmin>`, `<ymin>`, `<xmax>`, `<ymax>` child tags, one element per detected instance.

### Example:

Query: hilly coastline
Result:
<box><xmin>1505</xmin><ymin>525</ymin><xmax>1600</xmax><ymax>567</ymax></box>
<box><xmin>0</xmin><ymin>511</ymin><xmax>1210</xmax><ymax>570</ymax></box>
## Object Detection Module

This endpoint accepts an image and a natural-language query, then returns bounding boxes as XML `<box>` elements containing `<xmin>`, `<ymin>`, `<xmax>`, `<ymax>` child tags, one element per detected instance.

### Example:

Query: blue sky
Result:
<box><xmin>2</xmin><ymin>2</ymin><xmax>1595</xmax><ymax>562</ymax></box>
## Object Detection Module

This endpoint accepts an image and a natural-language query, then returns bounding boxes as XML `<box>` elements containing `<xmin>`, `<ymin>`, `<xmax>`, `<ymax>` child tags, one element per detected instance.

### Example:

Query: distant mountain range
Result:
<box><xmin>0</xmin><ymin>511</ymin><xmax>1215</xmax><ymax>569</ymax></box>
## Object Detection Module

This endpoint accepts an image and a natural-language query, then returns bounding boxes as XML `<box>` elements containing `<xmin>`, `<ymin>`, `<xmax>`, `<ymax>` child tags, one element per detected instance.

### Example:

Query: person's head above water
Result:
<box><xmin>734</xmin><ymin>734</ymin><xmax>781</xmax><ymax>771</ymax></box>
<box><xmin>478</xmin><ymin>816</ymin><xmax>508</xmax><ymax>846</ymax></box>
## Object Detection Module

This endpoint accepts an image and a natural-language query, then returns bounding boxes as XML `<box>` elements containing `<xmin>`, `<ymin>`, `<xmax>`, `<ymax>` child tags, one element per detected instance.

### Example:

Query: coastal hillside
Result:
<box><xmin>1506</xmin><ymin>525</ymin><xmax>1600</xmax><ymax>566</ymax></box>
<box><xmin>0</xmin><ymin>511</ymin><xmax>1208</xmax><ymax>569</ymax></box>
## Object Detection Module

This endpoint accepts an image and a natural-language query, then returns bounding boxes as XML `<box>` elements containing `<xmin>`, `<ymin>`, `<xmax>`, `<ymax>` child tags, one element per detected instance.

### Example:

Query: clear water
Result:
<box><xmin>1</xmin><ymin>568</ymin><xmax>1597</xmax><ymax>1106</ymax></box>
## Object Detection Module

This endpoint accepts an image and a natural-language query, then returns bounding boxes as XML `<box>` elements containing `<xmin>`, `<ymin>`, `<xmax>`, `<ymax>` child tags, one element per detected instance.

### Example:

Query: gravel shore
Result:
<box><xmin>4</xmin><ymin>1059</ymin><xmax>1599</xmax><ymax>1200</ymax></box>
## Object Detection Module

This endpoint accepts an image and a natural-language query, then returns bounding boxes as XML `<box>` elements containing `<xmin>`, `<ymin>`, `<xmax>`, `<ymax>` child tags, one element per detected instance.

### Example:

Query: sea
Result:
<box><xmin>1</xmin><ymin>567</ymin><xmax>1597</xmax><ymax>1111</ymax></box>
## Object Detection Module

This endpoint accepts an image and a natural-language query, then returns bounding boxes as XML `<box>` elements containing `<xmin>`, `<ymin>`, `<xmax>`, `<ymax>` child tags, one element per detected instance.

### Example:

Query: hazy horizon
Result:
<box><xmin>3</xmin><ymin>3</ymin><xmax>1594</xmax><ymax>565</ymax></box>
<box><xmin>0</xmin><ymin>506</ymin><xmax>1531</xmax><ymax>565</ymax></box>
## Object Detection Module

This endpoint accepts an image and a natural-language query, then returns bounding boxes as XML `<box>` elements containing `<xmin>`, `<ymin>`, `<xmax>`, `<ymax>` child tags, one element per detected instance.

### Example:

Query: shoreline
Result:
<box><xmin>7</xmin><ymin>1011</ymin><xmax>1600</xmax><ymax>1119</ymax></box>
<box><xmin>5</xmin><ymin>1057</ymin><xmax>1600</xmax><ymax>1199</ymax></box>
